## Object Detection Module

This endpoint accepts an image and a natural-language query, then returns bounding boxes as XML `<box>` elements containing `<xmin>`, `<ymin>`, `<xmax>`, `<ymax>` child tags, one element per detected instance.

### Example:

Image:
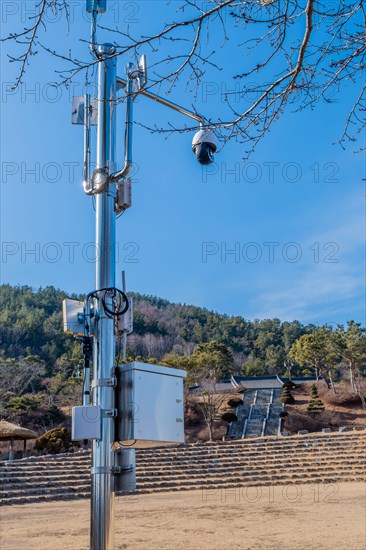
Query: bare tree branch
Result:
<box><xmin>2</xmin><ymin>0</ymin><xmax>365</xmax><ymax>155</ymax></box>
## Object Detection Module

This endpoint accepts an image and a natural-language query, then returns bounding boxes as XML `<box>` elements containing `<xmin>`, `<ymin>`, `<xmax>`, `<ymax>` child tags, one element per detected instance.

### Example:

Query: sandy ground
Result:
<box><xmin>0</xmin><ymin>482</ymin><xmax>365</xmax><ymax>550</ymax></box>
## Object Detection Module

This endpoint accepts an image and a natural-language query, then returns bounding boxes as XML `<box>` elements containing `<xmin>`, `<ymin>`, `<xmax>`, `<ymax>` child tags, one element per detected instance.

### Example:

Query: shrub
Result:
<box><xmin>34</xmin><ymin>427</ymin><xmax>77</xmax><ymax>454</ymax></box>
<box><xmin>221</xmin><ymin>412</ymin><xmax>238</xmax><ymax>422</ymax></box>
<box><xmin>307</xmin><ymin>384</ymin><xmax>325</xmax><ymax>413</ymax></box>
<box><xmin>280</xmin><ymin>386</ymin><xmax>295</xmax><ymax>404</ymax></box>
<box><xmin>307</xmin><ymin>399</ymin><xmax>325</xmax><ymax>412</ymax></box>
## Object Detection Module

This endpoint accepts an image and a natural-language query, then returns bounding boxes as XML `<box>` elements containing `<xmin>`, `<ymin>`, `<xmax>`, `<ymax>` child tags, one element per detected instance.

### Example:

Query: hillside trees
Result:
<box><xmin>248</xmin><ymin>319</ymin><xmax>311</xmax><ymax>376</ymax></box>
<box><xmin>163</xmin><ymin>341</ymin><xmax>235</xmax><ymax>386</ymax></box>
<box><xmin>0</xmin><ymin>285</ymin><xmax>364</xmax><ymax>407</ymax></box>
<box><xmin>164</xmin><ymin>341</ymin><xmax>235</xmax><ymax>440</ymax></box>
<box><xmin>289</xmin><ymin>332</ymin><xmax>324</xmax><ymax>379</ymax></box>
<box><xmin>333</xmin><ymin>321</ymin><xmax>366</xmax><ymax>392</ymax></box>
<box><xmin>289</xmin><ymin>323</ymin><xmax>366</xmax><ymax>400</ymax></box>
<box><xmin>0</xmin><ymin>285</ymin><xmax>82</xmax><ymax>373</ymax></box>
<box><xmin>0</xmin><ymin>352</ymin><xmax>79</xmax><ymax>431</ymax></box>
<box><xmin>0</xmin><ymin>355</ymin><xmax>46</xmax><ymax>402</ymax></box>
<box><xmin>289</xmin><ymin>326</ymin><xmax>340</xmax><ymax>384</ymax></box>
<box><xmin>191</xmin><ymin>341</ymin><xmax>235</xmax><ymax>380</ymax></box>
<box><xmin>0</xmin><ymin>285</ymin><xmax>317</xmax><ymax>375</ymax></box>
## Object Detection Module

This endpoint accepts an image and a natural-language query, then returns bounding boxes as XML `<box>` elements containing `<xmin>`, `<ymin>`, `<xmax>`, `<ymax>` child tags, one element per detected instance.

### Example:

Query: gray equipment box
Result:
<box><xmin>62</xmin><ymin>298</ymin><xmax>96</xmax><ymax>337</ymax></box>
<box><xmin>115</xmin><ymin>362</ymin><xmax>186</xmax><ymax>448</ymax></box>
<box><xmin>63</xmin><ymin>299</ymin><xmax>85</xmax><ymax>336</ymax></box>
<box><xmin>72</xmin><ymin>405</ymin><xmax>101</xmax><ymax>441</ymax></box>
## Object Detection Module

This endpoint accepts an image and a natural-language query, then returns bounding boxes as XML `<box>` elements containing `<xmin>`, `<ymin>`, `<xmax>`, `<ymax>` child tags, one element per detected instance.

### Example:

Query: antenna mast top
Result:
<box><xmin>86</xmin><ymin>0</ymin><xmax>107</xmax><ymax>13</ymax></box>
<box><xmin>87</xmin><ymin>0</ymin><xmax>107</xmax><ymax>57</ymax></box>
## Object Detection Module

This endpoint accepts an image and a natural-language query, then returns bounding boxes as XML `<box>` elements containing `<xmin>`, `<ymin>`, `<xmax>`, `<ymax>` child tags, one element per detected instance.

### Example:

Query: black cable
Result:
<box><xmin>83</xmin><ymin>336</ymin><xmax>93</xmax><ymax>359</ymax></box>
<box><xmin>81</xmin><ymin>336</ymin><xmax>93</xmax><ymax>402</ymax></box>
<box><xmin>86</xmin><ymin>287</ymin><xmax>129</xmax><ymax>316</ymax></box>
<box><xmin>117</xmin><ymin>440</ymin><xmax>137</xmax><ymax>447</ymax></box>
<box><xmin>100</xmin><ymin>288</ymin><xmax>129</xmax><ymax>317</ymax></box>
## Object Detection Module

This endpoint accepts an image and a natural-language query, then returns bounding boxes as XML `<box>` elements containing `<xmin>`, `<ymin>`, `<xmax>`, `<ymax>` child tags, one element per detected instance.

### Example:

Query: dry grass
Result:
<box><xmin>0</xmin><ymin>483</ymin><xmax>365</xmax><ymax>549</ymax></box>
<box><xmin>284</xmin><ymin>382</ymin><xmax>366</xmax><ymax>434</ymax></box>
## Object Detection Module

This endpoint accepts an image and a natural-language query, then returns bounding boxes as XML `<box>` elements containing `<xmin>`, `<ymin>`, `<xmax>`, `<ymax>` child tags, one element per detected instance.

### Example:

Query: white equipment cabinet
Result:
<box><xmin>115</xmin><ymin>362</ymin><xmax>186</xmax><ymax>447</ymax></box>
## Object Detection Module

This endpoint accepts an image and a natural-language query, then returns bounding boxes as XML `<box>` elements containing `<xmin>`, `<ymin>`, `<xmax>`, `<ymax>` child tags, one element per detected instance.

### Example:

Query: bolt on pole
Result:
<box><xmin>90</xmin><ymin>43</ymin><xmax>117</xmax><ymax>550</ymax></box>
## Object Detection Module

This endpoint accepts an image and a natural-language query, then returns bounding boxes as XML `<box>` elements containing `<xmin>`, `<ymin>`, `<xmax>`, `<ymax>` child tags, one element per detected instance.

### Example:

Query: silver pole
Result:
<box><xmin>91</xmin><ymin>43</ymin><xmax>117</xmax><ymax>550</ymax></box>
<box><xmin>122</xmin><ymin>271</ymin><xmax>127</xmax><ymax>362</ymax></box>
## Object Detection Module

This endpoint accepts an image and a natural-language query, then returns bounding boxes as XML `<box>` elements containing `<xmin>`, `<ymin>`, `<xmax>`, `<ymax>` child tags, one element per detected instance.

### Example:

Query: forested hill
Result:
<box><xmin>0</xmin><ymin>284</ymin><xmax>318</xmax><ymax>377</ymax></box>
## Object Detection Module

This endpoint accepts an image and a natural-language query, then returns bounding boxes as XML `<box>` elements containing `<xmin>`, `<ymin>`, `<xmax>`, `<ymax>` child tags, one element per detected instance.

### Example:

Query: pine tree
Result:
<box><xmin>280</xmin><ymin>386</ymin><xmax>295</xmax><ymax>405</ymax></box>
<box><xmin>307</xmin><ymin>384</ymin><xmax>325</xmax><ymax>413</ymax></box>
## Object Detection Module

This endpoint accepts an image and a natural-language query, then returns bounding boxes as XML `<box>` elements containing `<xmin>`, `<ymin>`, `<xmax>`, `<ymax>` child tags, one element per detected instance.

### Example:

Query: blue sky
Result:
<box><xmin>1</xmin><ymin>1</ymin><xmax>365</xmax><ymax>326</ymax></box>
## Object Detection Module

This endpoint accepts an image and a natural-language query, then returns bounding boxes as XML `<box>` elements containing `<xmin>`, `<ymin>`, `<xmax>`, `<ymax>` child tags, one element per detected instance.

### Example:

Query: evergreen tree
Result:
<box><xmin>280</xmin><ymin>385</ymin><xmax>295</xmax><ymax>405</ymax></box>
<box><xmin>307</xmin><ymin>384</ymin><xmax>325</xmax><ymax>413</ymax></box>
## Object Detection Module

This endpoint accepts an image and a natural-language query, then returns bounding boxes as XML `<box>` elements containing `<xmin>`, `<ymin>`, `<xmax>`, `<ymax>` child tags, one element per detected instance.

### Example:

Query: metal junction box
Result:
<box><xmin>115</xmin><ymin>362</ymin><xmax>186</xmax><ymax>447</ymax></box>
<box><xmin>72</xmin><ymin>405</ymin><xmax>101</xmax><ymax>441</ymax></box>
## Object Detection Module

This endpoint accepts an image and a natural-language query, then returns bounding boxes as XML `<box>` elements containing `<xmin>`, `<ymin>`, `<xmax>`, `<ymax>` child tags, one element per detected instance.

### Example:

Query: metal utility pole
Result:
<box><xmin>91</xmin><ymin>44</ymin><xmax>117</xmax><ymax>550</ymax></box>
<box><xmin>65</xmin><ymin>4</ymin><xmax>217</xmax><ymax>550</ymax></box>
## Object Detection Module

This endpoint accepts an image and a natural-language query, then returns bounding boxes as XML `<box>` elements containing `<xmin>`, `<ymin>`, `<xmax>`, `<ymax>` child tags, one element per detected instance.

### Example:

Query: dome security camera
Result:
<box><xmin>192</xmin><ymin>129</ymin><xmax>217</xmax><ymax>165</ymax></box>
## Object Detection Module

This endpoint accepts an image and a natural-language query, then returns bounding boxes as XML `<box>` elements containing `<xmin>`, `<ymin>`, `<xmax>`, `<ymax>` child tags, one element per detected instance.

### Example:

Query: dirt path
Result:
<box><xmin>1</xmin><ymin>482</ymin><xmax>365</xmax><ymax>549</ymax></box>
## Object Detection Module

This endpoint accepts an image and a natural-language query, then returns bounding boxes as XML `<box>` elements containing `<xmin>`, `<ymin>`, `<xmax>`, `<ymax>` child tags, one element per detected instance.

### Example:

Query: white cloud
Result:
<box><xmin>252</xmin><ymin>262</ymin><xmax>364</xmax><ymax>321</ymax></box>
<box><xmin>247</xmin><ymin>195</ymin><xmax>365</xmax><ymax>322</ymax></box>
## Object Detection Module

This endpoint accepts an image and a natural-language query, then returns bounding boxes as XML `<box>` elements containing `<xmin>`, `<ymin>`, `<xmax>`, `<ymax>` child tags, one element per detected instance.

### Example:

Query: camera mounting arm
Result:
<box><xmin>116</xmin><ymin>76</ymin><xmax>217</xmax><ymax>166</ymax></box>
<box><xmin>82</xmin><ymin>64</ymin><xmax>211</xmax><ymax>195</ymax></box>
<box><xmin>109</xmin><ymin>75</ymin><xmax>206</xmax><ymax>184</ymax></box>
<box><xmin>116</xmin><ymin>76</ymin><xmax>205</xmax><ymax>128</ymax></box>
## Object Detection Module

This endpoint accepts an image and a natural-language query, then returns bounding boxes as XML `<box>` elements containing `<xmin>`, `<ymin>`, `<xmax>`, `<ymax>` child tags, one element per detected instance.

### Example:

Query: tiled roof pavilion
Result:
<box><xmin>191</xmin><ymin>374</ymin><xmax>321</xmax><ymax>393</ymax></box>
<box><xmin>231</xmin><ymin>374</ymin><xmax>320</xmax><ymax>390</ymax></box>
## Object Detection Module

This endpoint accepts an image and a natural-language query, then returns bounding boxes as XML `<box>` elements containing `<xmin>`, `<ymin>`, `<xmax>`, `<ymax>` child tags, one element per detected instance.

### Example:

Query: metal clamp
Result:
<box><xmin>112</xmin><ymin>466</ymin><xmax>134</xmax><ymax>475</ymax></box>
<box><xmin>92</xmin><ymin>377</ymin><xmax>117</xmax><ymax>389</ymax></box>
<box><xmin>91</xmin><ymin>466</ymin><xmax>114</xmax><ymax>475</ymax></box>
<box><xmin>102</xmin><ymin>408</ymin><xmax>118</xmax><ymax>418</ymax></box>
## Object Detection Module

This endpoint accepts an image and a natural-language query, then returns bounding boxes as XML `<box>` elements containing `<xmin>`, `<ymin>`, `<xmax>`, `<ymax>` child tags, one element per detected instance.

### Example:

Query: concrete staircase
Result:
<box><xmin>264</xmin><ymin>389</ymin><xmax>283</xmax><ymax>437</ymax></box>
<box><xmin>227</xmin><ymin>388</ymin><xmax>283</xmax><ymax>439</ymax></box>
<box><xmin>1</xmin><ymin>430</ymin><xmax>365</xmax><ymax>506</ymax></box>
<box><xmin>226</xmin><ymin>397</ymin><xmax>251</xmax><ymax>438</ymax></box>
